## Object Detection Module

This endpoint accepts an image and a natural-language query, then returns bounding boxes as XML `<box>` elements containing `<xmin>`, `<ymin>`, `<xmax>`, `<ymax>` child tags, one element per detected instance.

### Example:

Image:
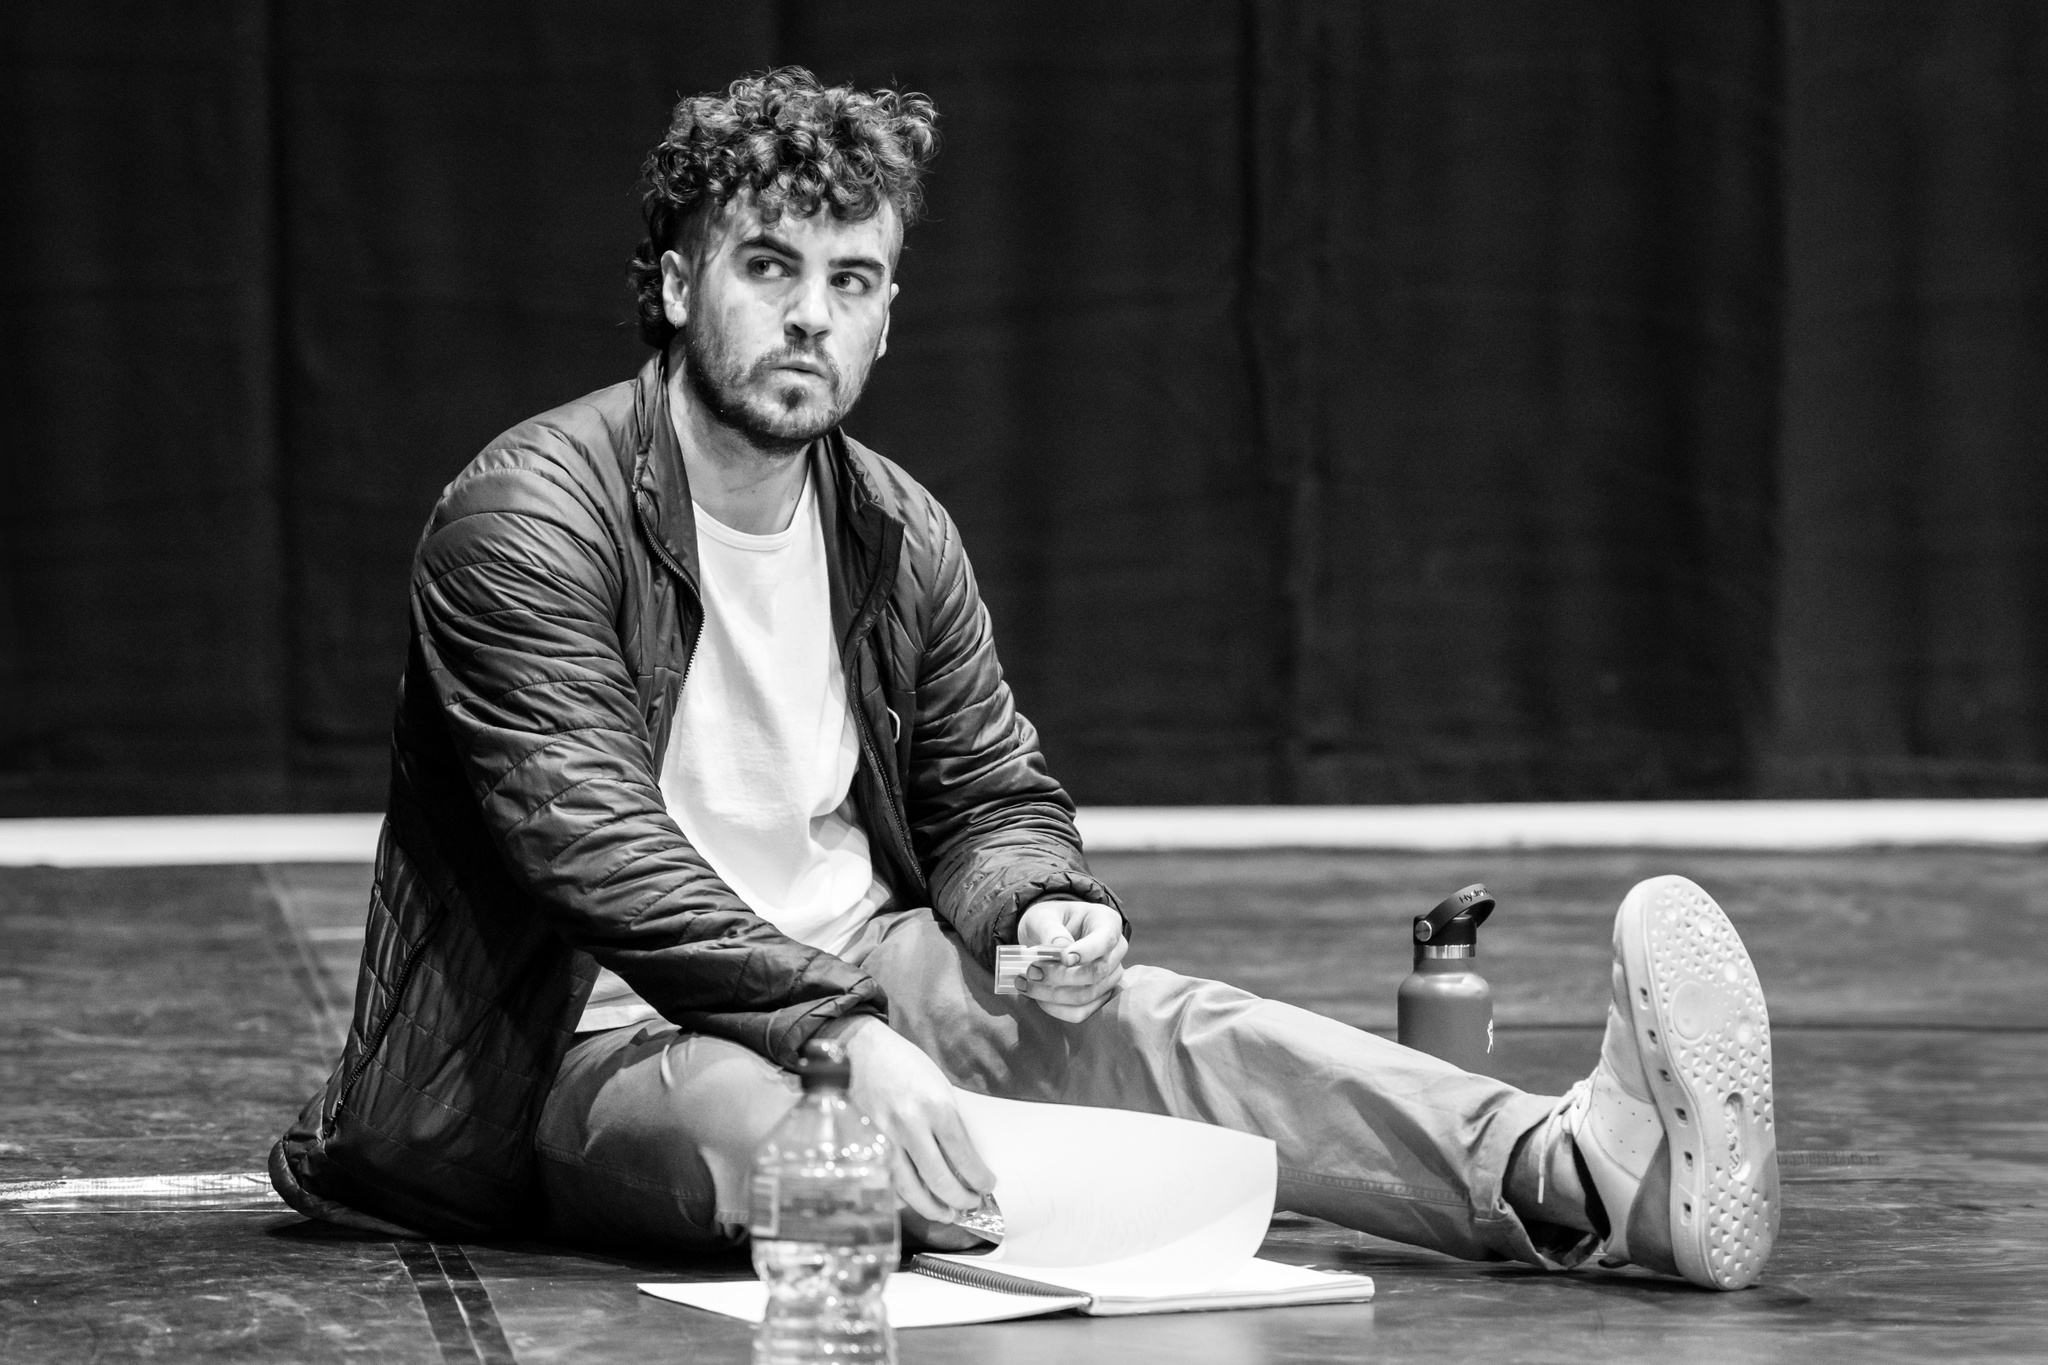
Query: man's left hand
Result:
<box><xmin>1012</xmin><ymin>899</ymin><xmax>1127</xmax><ymax>1023</ymax></box>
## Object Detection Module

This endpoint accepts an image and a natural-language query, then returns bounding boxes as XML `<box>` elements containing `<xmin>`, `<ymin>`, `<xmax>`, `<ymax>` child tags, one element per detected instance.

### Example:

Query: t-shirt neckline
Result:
<box><xmin>691</xmin><ymin>470</ymin><xmax>813</xmax><ymax>553</ymax></box>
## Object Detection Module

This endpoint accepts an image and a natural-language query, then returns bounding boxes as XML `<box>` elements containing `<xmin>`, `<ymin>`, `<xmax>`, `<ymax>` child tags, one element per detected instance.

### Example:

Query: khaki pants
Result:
<box><xmin>535</xmin><ymin>906</ymin><xmax>1565</xmax><ymax>1267</ymax></box>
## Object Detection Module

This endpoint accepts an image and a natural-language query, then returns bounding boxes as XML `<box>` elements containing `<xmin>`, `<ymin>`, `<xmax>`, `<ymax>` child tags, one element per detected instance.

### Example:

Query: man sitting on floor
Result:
<box><xmin>271</xmin><ymin>67</ymin><xmax>1779</xmax><ymax>1292</ymax></box>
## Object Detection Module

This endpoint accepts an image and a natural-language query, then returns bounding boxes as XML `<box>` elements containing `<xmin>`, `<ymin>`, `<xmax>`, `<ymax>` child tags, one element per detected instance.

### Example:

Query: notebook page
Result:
<box><xmin>1082</xmin><ymin>1256</ymin><xmax>1374</xmax><ymax>1314</ymax></box>
<box><xmin>935</xmin><ymin>1090</ymin><xmax>1276</xmax><ymax>1297</ymax></box>
<box><xmin>639</xmin><ymin>1274</ymin><xmax>1090</xmax><ymax>1328</ymax></box>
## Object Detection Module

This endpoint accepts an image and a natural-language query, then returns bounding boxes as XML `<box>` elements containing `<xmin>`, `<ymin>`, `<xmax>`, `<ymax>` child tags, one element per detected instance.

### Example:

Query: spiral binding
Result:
<box><xmin>908</xmin><ymin>1254</ymin><xmax>1088</xmax><ymax>1300</ymax></box>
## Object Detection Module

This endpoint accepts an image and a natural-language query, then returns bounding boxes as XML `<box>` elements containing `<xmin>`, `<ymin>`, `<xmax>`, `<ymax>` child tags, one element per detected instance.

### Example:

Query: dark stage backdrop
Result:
<box><xmin>4</xmin><ymin>2</ymin><xmax>2045</xmax><ymax>815</ymax></box>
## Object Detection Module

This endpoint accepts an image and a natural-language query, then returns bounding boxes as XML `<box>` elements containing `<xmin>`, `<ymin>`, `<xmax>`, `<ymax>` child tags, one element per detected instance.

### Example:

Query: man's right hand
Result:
<box><xmin>836</xmin><ymin>1017</ymin><xmax>995</xmax><ymax>1224</ymax></box>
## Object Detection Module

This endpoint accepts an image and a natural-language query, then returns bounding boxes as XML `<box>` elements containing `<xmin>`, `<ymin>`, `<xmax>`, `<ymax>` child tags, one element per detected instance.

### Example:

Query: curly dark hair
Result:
<box><xmin>628</xmin><ymin>67</ymin><xmax>939</xmax><ymax>349</ymax></box>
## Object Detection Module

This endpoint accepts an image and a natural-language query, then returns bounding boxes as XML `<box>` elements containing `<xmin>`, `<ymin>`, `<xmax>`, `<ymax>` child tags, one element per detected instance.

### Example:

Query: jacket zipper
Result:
<box><xmin>837</xmin><ymin>510</ymin><xmax>923</xmax><ymax>895</ymax></box>
<box><xmin>635</xmin><ymin>489</ymin><xmax>704</xmax><ymax>719</ymax></box>
<box><xmin>849</xmin><ymin>642</ymin><xmax>926</xmax><ymax>899</ymax></box>
<box><xmin>636</xmin><ymin>493</ymin><xmax>693</xmax><ymax>591</ymax></box>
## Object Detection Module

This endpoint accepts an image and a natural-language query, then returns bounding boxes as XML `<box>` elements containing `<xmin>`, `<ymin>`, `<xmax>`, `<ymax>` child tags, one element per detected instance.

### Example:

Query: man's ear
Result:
<box><xmin>877</xmin><ymin>281</ymin><xmax>899</xmax><ymax>360</ymax></box>
<box><xmin>660</xmin><ymin>249</ymin><xmax>692</xmax><ymax>330</ymax></box>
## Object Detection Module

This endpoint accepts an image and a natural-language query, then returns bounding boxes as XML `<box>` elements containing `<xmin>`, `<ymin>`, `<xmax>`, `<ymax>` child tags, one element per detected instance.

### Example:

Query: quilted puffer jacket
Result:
<box><xmin>269</xmin><ymin>354</ymin><xmax>1122</xmax><ymax>1238</ymax></box>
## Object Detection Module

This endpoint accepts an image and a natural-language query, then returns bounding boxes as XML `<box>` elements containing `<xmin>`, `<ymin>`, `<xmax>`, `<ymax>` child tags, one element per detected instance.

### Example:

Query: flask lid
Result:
<box><xmin>1414</xmin><ymin>883</ymin><xmax>1495</xmax><ymax>946</ymax></box>
<box><xmin>799</xmin><ymin>1038</ymin><xmax>853</xmax><ymax>1092</ymax></box>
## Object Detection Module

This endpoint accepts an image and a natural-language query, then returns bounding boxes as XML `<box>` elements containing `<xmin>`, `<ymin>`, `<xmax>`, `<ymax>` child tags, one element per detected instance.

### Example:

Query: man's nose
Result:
<box><xmin>785</xmin><ymin>273</ymin><xmax>832</xmax><ymax>340</ymax></box>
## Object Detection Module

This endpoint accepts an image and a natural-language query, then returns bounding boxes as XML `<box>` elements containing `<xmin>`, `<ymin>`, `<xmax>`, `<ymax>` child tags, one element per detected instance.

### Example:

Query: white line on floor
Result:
<box><xmin>1075</xmin><ymin>800</ymin><xmax>2048</xmax><ymax>851</ymax></box>
<box><xmin>3</xmin><ymin>800</ymin><xmax>2047</xmax><ymax>866</ymax></box>
<box><xmin>0</xmin><ymin>814</ymin><xmax>383</xmax><ymax>866</ymax></box>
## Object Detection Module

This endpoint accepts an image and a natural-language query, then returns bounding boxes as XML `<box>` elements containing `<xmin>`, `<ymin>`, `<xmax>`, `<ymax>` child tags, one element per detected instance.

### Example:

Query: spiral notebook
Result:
<box><xmin>639</xmin><ymin>1090</ymin><xmax>1374</xmax><ymax>1328</ymax></box>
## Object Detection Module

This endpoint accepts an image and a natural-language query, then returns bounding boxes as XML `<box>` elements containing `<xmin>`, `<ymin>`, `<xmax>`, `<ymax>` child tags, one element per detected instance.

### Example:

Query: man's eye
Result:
<box><xmin>748</xmin><ymin>258</ymin><xmax>789</xmax><ymax>278</ymax></box>
<box><xmin>834</xmin><ymin>273</ymin><xmax>872</xmax><ymax>295</ymax></box>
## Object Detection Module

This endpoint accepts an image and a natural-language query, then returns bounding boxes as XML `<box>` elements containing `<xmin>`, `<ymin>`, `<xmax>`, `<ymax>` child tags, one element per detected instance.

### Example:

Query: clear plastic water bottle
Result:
<box><xmin>749</xmin><ymin>1038</ymin><xmax>899</xmax><ymax>1364</ymax></box>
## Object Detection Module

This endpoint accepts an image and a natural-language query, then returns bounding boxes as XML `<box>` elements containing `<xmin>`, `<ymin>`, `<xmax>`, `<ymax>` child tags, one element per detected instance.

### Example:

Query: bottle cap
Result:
<box><xmin>799</xmin><ymin>1038</ymin><xmax>853</xmax><ymax>1092</ymax></box>
<box><xmin>1414</xmin><ymin>883</ymin><xmax>1495</xmax><ymax>946</ymax></box>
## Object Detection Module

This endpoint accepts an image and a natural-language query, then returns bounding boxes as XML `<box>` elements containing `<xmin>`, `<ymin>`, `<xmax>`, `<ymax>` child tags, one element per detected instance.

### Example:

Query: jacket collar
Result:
<box><xmin>631</xmin><ymin>353</ymin><xmax>699</xmax><ymax>589</ymax></box>
<box><xmin>811</xmin><ymin>427</ymin><xmax>902</xmax><ymax>652</ymax></box>
<box><xmin>630</xmin><ymin>351</ymin><xmax>903</xmax><ymax>647</ymax></box>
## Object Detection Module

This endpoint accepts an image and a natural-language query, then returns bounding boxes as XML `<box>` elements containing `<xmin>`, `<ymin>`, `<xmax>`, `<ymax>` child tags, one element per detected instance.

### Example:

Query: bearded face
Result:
<box><xmin>679</xmin><ymin>301</ymin><xmax>864</xmax><ymax>453</ymax></box>
<box><xmin>666</xmin><ymin>196</ymin><xmax>898</xmax><ymax>456</ymax></box>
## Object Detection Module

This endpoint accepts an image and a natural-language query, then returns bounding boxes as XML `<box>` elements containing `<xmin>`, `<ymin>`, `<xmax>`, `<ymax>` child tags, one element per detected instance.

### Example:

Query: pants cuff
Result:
<box><xmin>1468</xmin><ymin>1090</ymin><xmax>1602</xmax><ymax>1271</ymax></box>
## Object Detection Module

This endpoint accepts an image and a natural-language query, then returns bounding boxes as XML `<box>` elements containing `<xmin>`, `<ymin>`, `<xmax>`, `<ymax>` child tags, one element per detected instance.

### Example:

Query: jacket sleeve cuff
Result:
<box><xmin>975</xmin><ymin>870</ymin><xmax>1129</xmax><ymax>966</ymax></box>
<box><xmin>672</xmin><ymin>974</ymin><xmax>889</xmax><ymax>1073</ymax></box>
<box><xmin>763</xmin><ymin>995</ymin><xmax>890</xmax><ymax>1070</ymax></box>
<box><xmin>813</xmin><ymin>1011</ymin><xmax>888</xmax><ymax>1044</ymax></box>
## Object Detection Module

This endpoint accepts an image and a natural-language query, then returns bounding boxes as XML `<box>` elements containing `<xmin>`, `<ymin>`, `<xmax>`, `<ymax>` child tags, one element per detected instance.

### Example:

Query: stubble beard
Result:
<box><xmin>679</xmin><ymin>311</ymin><xmax>871</xmax><ymax>457</ymax></box>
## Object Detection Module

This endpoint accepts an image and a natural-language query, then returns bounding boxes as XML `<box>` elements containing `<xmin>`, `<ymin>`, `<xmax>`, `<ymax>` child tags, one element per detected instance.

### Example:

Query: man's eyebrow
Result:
<box><xmin>735</xmin><ymin>231</ymin><xmax>801</xmax><ymax>258</ymax></box>
<box><xmin>829</xmin><ymin>253</ymin><xmax>889</xmax><ymax>275</ymax></box>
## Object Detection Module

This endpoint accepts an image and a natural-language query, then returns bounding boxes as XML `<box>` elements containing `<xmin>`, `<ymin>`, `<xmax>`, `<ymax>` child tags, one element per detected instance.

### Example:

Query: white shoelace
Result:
<box><xmin>1533</xmin><ymin>1077</ymin><xmax>1594</xmax><ymax>1207</ymax></box>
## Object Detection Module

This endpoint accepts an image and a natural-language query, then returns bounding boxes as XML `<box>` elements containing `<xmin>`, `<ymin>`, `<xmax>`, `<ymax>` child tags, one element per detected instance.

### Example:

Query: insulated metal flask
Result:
<box><xmin>1396</xmin><ymin>883</ymin><xmax>1496</xmax><ymax>1074</ymax></box>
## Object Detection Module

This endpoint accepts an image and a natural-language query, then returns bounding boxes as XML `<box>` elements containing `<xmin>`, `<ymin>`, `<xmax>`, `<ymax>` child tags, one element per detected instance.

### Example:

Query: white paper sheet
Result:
<box><xmin>638</xmin><ymin>1273</ymin><xmax>1088</xmax><ymax>1328</ymax></box>
<box><xmin>638</xmin><ymin>1258</ymin><xmax>1372</xmax><ymax>1328</ymax></box>
<box><xmin>641</xmin><ymin>1090</ymin><xmax>1285</xmax><ymax>1325</ymax></box>
<box><xmin>1075</xmin><ymin>1256</ymin><xmax>1374</xmax><ymax>1315</ymax></box>
<box><xmin>931</xmin><ymin>1090</ymin><xmax>1277</xmax><ymax>1297</ymax></box>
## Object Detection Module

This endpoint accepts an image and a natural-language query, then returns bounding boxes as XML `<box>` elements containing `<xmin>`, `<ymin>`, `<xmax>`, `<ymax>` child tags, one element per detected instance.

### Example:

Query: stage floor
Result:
<box><xmin>4</xmin><ymin>851</ymin><xmax>2044</xmax><ymax>1362</ymax></box>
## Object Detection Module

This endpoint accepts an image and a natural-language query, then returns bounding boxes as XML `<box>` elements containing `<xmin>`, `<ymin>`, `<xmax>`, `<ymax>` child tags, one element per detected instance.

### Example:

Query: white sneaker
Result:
<box><xmin>1562</xmin><ymin>874</ymin><xmax>1780</xmax><ymax>1289</ymax></box>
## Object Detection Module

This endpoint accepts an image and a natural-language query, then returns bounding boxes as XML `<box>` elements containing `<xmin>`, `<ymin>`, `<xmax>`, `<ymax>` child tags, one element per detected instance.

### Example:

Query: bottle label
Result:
<box><xmin>750</xmin><ymin>1173</ymin><xmax>779</xmax><ymax>1238</ymax></box>
<box><xmin>749</xmin><ymin>1173</ymin><xmax>894</xmax><ymax>1244</ymax></box>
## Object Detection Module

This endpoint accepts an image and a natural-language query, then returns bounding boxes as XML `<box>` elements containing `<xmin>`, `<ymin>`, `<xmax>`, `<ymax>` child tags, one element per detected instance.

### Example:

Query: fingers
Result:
<box><xmin>1030</xmin><ymin>967</ymin><xmax>1126</xmax><ymax>1005</ymax></box>
<box><xmin>891</xmin><ymin>1099</ymin><xmax>989</xmax><ymax>1218</ymax></box>
<box><xmin>1034</xmin><ymin>982</ymin><xmax>1121</xmax><ymax>1024</ymax></box>
<box><xmin>1065</xmin><ymin>909</ymin><xmax>1124</xmax><ymax>965</ymax></box>
<box><xmin>1024</xmin><ymin>934</ymin><xmax>1127</xmax><ymax>993</ymax></box>
<box><xmin>1013</xmin><ymin>900</ymin><xmax>1071</xmax><ymax>948</ymax></box>
<box><xmin>929</xmin><ymin>1100</ymin><xmax>996</xmax><ymax>1196</ymax></box>
<box><xmin>900</xmin><ymin>1208</ymin><xmax>991</xmax><ymax>1251</ymax></box>
<box><xmin>845</xmin><ymin>1024</ymin><xmax>994</xmax><ymax>1221</ymax></box>
<box><xmin>1017</xmin><ymin>899</ymin><xmax>1120</xmax><ymax>957</ymax></box>
<box><xmin>1012</xmin><ymin>898</ymin><xmax>1129</xmax><ymax>1024</ymax></box>
<box><xmin>888</xmin><ymin>1145</ymin><xmax>955</xmax><ymax>1223</ymax></box>
<box><xmin>1023</xmin><ymin>964</ymin><xmax>1126</xmax><ymax>1018</ymax></box>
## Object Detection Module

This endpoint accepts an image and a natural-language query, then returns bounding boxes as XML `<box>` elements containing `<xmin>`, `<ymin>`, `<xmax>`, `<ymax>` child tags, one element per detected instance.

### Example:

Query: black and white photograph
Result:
<box><xmin>2</xmin><ymin>4</ymin><xmax>2043</xmax><ymax>1362</ymax></box>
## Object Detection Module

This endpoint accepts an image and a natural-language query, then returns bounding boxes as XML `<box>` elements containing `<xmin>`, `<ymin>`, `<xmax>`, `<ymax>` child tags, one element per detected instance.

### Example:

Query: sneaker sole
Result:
<box><xmin>1615</xmin><ymin>874</ymin><xmax>1779</xmax><ymax>1289</ymax></box>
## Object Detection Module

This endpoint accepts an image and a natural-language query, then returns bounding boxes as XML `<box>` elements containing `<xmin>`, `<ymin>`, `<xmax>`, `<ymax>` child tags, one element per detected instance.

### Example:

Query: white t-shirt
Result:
<box><xmin>577</xmin><ymin>472</ymin><xmax>892</xmax><ymax>1033</ymax></box>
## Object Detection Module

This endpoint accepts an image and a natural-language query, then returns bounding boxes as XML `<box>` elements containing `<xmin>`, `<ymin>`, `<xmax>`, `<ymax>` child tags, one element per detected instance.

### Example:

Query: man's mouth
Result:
<box><xmin>763</xmin><ymin>354</ymin><xmax>834</xmax><ymax>383</ymax></box>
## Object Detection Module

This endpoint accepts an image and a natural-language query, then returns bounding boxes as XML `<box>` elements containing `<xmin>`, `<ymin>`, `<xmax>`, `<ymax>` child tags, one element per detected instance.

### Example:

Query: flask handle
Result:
<box><xmin>1416</xmin><ymin>883</ymin><xmax>1495</xmax><ymax>942</ymax></box>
